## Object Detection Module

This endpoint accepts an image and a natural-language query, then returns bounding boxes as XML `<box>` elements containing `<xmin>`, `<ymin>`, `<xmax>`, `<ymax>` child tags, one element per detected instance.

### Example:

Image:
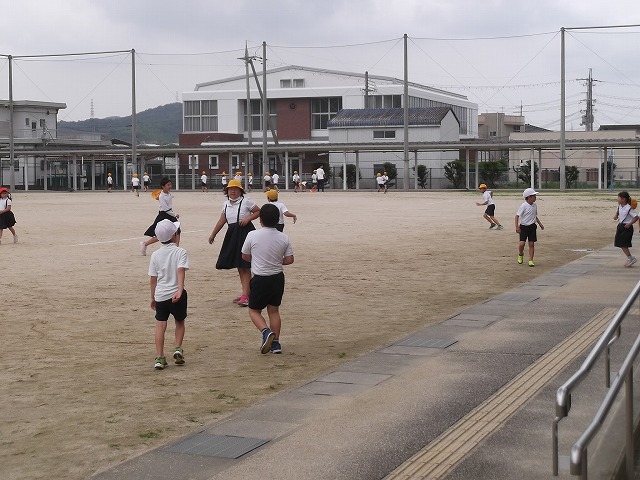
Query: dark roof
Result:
<box><xmin>523</xmin><ymin>123</ymin><xmax>551</xmax><ymax>133</ymax></box>
<box><xmin>599</xmin><ymin>124</ymin><xmax>640</xmax><ymax>132</ymax></box>
<box><xmin>327</xmin><ymin>107</ymin><xmax>457</xmax><ymax>128</ymax></box>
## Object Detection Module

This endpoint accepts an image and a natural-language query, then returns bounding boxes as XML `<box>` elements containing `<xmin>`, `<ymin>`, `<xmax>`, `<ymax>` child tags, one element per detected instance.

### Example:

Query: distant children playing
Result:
<box><xmin>141</xmin><ymin>178</ymin><xmax>179</xmax><ymax>256</ymax></box>
<box><xmin>614</xmin><ymin>191</ymin><xmax>639</xmax><ymax>267</ymax></box>
<box><xmin>208</xmin><ymin>179</ymin><xmax>260</xmax><ymax>307</ymax></box>
<box><xmin>0</xmin><ymin>187</ymin><xmax>18</xmax><ymax>244</ymax></box>
<box><xmin>241</xmin><ymin>203</ymin><xmax>294</xmax><ymax>354</ymax></box>
<box><xmin>515</xmin><ymin>188</ymin><xmax>544</xmax><ymax>267</ymax></box>
<box><xmin>266</xmin><ymin>189</ymin><xmax>297</xmax><ymax>231</ymax></box>
<box><xmin>476</xmin><ymin>184</ymin><xmax>503</xmax><ymax>229</ymax></box>
<box><xmin>148</xmin><ymin>219</ymin><xmax>189</xmax><ymax>370</ymax></box>
<box><xmin>142</xmin><ymin>172</ymin><xmax>151</xmax><ymax>192</ymax></box>
<box><xmin>201</xmin><ymin>171</ymin><xmax>208</xmax><ymax>192</ymax></box>
<box><xmin>131</xmin><ymin>173</ymin><xmax>140</xmax><ymax>197</ymax></box>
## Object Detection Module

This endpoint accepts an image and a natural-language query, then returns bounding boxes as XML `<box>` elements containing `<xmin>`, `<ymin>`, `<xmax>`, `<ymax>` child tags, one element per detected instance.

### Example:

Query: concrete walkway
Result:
<box><xmin>94</xmin><ymin>246</ymin><xmax>640</xmax><ymax>480</ymax></box>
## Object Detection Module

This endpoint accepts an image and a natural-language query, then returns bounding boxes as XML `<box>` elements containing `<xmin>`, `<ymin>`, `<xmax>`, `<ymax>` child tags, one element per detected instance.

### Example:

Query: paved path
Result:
<box><xmin>94</xmin><ymin>246</ymin><xmax>640</xmax><ymax>479</ymax></box>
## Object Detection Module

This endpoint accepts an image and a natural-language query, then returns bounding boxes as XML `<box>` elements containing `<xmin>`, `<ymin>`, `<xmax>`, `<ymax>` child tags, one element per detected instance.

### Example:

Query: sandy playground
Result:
<box><xmin>0</xmin><ymin>187</ymin><xmax>626</xmax><ymax>479</ymax></box>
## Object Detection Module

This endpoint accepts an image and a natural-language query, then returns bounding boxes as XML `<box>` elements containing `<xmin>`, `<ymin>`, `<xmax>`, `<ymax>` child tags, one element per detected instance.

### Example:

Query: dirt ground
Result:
<box><xmin>0</xmin><ymin>187</ymin><xmax>623</xmax><ymax>479</ymax></box>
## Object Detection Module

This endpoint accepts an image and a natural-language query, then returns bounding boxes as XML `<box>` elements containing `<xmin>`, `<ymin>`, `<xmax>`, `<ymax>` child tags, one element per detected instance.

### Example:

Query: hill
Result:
<box><xmin>58</xmin><ymin>102</ymin><xmax>182</xmax><ymax>145</ymax></box>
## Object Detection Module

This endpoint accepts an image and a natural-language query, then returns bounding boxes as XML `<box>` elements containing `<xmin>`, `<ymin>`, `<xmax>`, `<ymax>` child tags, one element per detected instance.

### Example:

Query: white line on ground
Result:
<box><xmin>70</xmin><ymin>230</ymin><xmax>205</xmax><ymax>247</ymax></box>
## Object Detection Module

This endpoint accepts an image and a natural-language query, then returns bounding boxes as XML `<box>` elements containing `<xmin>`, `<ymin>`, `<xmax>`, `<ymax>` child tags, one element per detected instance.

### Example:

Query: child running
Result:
<box><xmin>221</xmin><ymin>172</ymin><xmax>227</xmax><ymax>192</ymax></box>
<box><xmin>266</xmin><ymin>189</ymin><xmax>297</xmax><ymax>231</ymax></box>
<box><xmin>131</xmin><ymin>173</ymin><xmax>140</xmax><ymax>197</ymax></box>
<box><xmin>208</xmin><ymin>179</ymin><xmax>260</xmax><ymax>307</ymax></box>
<box><xmin>515</xmin><ymin>188</ymin><xmax>544</xmax><ymax>267</ymax></box>
<box><xmin>247</xmin><ymin>172</ymin><xmax>253</xmax><ymax>193</ymax></box>
<box><xmin>107</xmin><ymin>172</ymin><xmax>113</xmax><ymax>192</ymax></box>
<box><xmin>613</xmin><ymin>191</ymin><xmax>639</xmax><ymax>267</ymax></box>
<box><xmin>241</xmin><ymin>203</ymin><xmax>294</xmax><ymax>354</ymax></box>
<box><xmin>142</xmin><ymin>172</ymin><xmax>151</xmax><ymax>192</ymax></box>
<box><xmin>292</xmin><ymin>171</ymin><xmax>301</xmax><ymax>193</ymax></box>
<box><xmin>476</xmin><ymin>183</ymin><xmax>503</xmax><ymax>229</ymax></box>
<box><xmin>0</xmin><ymin>187</ymin><xmax>18</xmax><ymax>244</ymax></box>
<box><xmin>141</xmin><ymin>178</ymin><xmax>179</xmax><ymax>256</ymax></box>
<box><xmin>148</xmin><ymin>219</ymin><xmax>189</xmax><ymax>370</ymax></box>
<box><xmin>201</xmin><ymin>171</ymin><xmax>208</xmax><ymax>192</ymax></box>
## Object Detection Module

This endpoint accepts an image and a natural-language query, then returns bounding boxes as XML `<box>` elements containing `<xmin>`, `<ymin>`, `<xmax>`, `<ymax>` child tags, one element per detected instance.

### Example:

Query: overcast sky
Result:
<box><xmin>2</xmin><ymin>0</ymin><xmax>640</xmax><ymax>130</ymax></box>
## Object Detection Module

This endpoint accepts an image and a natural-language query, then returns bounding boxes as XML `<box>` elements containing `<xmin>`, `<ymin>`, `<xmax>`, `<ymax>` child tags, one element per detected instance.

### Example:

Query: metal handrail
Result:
<box><xmin>553</xmin><ymin>279</ymin><xmax>640</xmax><ymax>476</ymax></box>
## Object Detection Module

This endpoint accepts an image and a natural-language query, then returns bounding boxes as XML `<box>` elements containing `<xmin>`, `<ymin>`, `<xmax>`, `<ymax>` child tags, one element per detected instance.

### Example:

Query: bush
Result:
<box><xmin>444</xmin><ymin>160</ymin><xmax>466</xmax><ymax>188</ymax></box>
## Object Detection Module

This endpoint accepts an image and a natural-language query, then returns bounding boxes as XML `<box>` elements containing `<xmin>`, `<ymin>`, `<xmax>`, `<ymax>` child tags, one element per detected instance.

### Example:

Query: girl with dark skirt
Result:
<box><xmin>140</xmin><ymin>178</ymin><xmax>178</xmax><ymax>256</ymax></box>
<box><xmin>0</xmin><ymin>187</ymin><xmax>18</xmax><ymax>245</ymax></box>
<box><xmin>208</xmin><ymin>179</ymin><xmax>260</xmax><ymax>307</ymax></box>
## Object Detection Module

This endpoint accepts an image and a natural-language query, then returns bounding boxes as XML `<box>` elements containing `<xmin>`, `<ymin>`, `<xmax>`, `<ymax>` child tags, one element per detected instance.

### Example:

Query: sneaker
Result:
<box><xmin>496</xmin><ymin>225</ymin><xmax>504</xmax><ymax>230</ymax></box>
<box><xmin>154</xmin><ymin>356</ymin><xmax>167</xmax><ymax>370</ymax></box>
<box><xmin>270</xmin><ymin>340</ymin><xmax>282</xmax><ymax>354</ymax></box>
<box><xmin>489</xmin><ymin>223</ymin><xmax>496</xmax><ymax>229</ymax></box>
<box><xmin>173</xmin><ymin>347</ymin><xmax>185</xmax><ymax>365</ymax></box>
<box><xmin>139</xmin><ymin>241</ymin><xmax>147</xmax><ymax>256</ymax></box>
<box><xmin>517</xmin><ymin>255</ymin><xmax>524</xmax><ymax>264</ymax></box>
<box><xmin>13</xmin><ymin>234</ymin><xmax>18</xmax><ymax>243</ymax></box>
<box><xmin>232</xmin><ymin>296</ymin><xmax>242</xmax><ymax>303</ymax></box>
<box><xmin>260</xmin><ymin>328</ymin><xmax>275</xmax><ymax>354</ymax></box>
<box><xmin>624</xmin><ymin>256</ymin><xmax>637</xmax><ymax>267</ymax></box>
<box><xmin>237</xmin><ymin>294</ymin><xmax>249</xmax><ymax>307</ymax></box>
<box><xmin>528</xmin><ymin>260</ymin><xmax>535</xmax><ymax>267</ymax></box>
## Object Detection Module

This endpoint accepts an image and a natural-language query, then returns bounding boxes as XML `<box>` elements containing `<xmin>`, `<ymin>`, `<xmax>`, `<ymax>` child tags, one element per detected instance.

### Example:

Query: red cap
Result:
<box><xmin>0</xmin><ymin>187</ymin><xmax>9</xmax><ymax>194</ymax></box>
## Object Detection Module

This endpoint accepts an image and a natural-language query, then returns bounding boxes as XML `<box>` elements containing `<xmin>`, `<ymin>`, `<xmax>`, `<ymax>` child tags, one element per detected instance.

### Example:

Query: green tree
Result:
<box><xmin>478</xmin><ymin>160</ymin><xmax>508</xmax><ymax>188</ymax></box>
<box><xmin>417</xmin><ymin>164</ymin><xmax>429</xmax><ymax>189</ymax></box>
<box><xmin>565</xmin><ymin>165</ymin><xmax>580</xmax><ymax>189</ymax></box>
<box><xmin>517</xmin><ymin>160</ymin><xmax>539</xmax><ymax>185</ymax></box>
<box><xmin>339</xmin><ymin>164</ymin><xmax>360</xmax><ymax>189</ymax></box>
<box><xmin>444</xmin><ymin>160</ymin><xmax>466</xmax><ymax>188</ymax></box>
<box><xmin>382</xmin><ymin>162</ymin><xmax>398</xmax><ymax>188</ymax></box>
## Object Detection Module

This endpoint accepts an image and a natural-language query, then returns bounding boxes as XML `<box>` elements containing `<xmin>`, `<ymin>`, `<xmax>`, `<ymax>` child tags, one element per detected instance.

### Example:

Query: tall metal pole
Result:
<box><xmin>262</xmin><ymin>41</ymin><xmax>268</xmax><ymax>178</ymax></box>
<box><xmin>8</xmin><ymin>55</ymin><xmax>15</xmax><ymax>190</ymax></box>
<box><xmin>245</xmin><ymin>42</ymin><xmax>252</xmax><ymax>190</ymax></box>
<box><xmin>560</xmin><ymin>28</ymin><xmax>566</xmax><ymax>190</ymax></box>
<box><xmin>364</xmin><ymin>71</ymin><xmax>369</xmax><ymax>107</ymax></box>
<box><xmin>131</xmin><ymin>49</ymin><xmax>137</xmax><ymax>176</ymax></box>
<box><xmin>403</xmin><ymin>33</ymin><xmax>409</xmax><ymax>191</ymax></box>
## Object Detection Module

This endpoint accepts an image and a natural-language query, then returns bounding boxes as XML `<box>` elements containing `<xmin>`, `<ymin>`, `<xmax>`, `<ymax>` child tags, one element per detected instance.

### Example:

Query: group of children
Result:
<box><xmin>143</xmin><ymin>177</ymin><xmax>297</xmax><ymax>369</ymax></box>
<box><xmin>477</xmin><ymin>184</ymin><xmax>638</xmax><ymax>268</ymax></box>
<box><xmin>376</xmin><ymin>172</ymin><xmax>390</xmax><ymax>193</ymax></box>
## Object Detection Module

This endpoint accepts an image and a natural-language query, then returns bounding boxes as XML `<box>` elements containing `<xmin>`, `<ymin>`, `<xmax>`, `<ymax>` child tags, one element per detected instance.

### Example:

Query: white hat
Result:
<box><xmin>155</xmin><ymin>219</ymin><xmax>180</xmax><ymax>243</ymax></box>
<box><xmin>523</xmin><ymin>188</ymin><xmax>539</xmax><ymax>198</ymax></box>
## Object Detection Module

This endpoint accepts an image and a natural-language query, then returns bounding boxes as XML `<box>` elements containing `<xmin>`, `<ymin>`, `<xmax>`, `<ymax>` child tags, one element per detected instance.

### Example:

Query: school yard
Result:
<box><xmin>0</xmin><ymin>188</ymin><xmax>621</xmax><ymax>479</ymax></box>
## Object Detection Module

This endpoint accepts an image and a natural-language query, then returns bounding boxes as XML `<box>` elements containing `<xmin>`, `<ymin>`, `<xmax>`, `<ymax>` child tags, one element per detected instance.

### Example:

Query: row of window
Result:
<box><xmin>24</xmin><ymin>118</ymin><xmax>46</xmax><ymax>128</ymax></box>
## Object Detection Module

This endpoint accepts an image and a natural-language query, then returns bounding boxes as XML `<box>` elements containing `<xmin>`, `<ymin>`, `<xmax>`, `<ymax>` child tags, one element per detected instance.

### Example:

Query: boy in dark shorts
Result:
<box><xmin>476</xmin><ymin>183</ymin><xmax>503</xmax><ymax>229</ymax></box>
<box><xmin>241</xmin><ymin>204</ymin><xmax>294</xmax><ymax>354</ymax></box>
<box><xmin>515</xmin><ymin>188</ymin><xmax>544</xmax><ymax>267</ymax></box>
<box><xmin>148</xmin><ymin>219</ymin><xmax>189</xmax><ymax>369</ymax></box>
<box><xmin>614</xmin><ymin>191</ymin><xmax>639</xmax><ymax>267</ymax></box>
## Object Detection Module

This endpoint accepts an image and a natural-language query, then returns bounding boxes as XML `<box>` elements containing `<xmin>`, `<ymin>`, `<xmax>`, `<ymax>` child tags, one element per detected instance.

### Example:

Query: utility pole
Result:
<box><xmin>579</xmin><ymin>68</ymin><xmax>597</xmax><ymax>132</ymax></box>
<box><xmin>239</xmin><ymin>42</ymin><xmax>255</xmax><ymax>189</ymax></box>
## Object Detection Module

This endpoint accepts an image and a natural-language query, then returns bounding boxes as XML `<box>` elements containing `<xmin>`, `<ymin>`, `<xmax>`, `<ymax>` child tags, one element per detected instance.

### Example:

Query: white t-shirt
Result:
<box><xmin>107</xmin><ymin>176</ymin><xmax>113</xmax><ymax>185</ymax></box>
<box><xmin>382</xmin><ymin>175</ymin><xmax>389</xmax><ymax>184</ymax></box>
<box><xmin>312</xmin><ymin>173</ymin><xmax>317</xmax><ymax>183</ymax></box>
<box><xmin>132</xmin><ymin>177</ymin><xmax>140</xmax><ymax>187</ymax></box>
<box><xmin>221</xmin><ymin>176</ymin><xmax>227</xmax><ymax>185</ymax></box>
<box><xmin>241</xmin><ymin>228</ymin><xmax>293</xmax><ymax>276</ymax></box>
<box><xmin>617</xmin><ymin>204</ymin><xmax>638</xmax><ymax>224</ymax></box>
<box><xmin>158</xmin><ymin>191</ymin><xmax>175</xmax><ymax>215</ymax></box>
<box><xmin>234</xmin><ymin>175</ymin><xmax>242</xmax><ymax>182</ymax></box>
<box><xmin>269</xmin><ymin>200</ymin><xmax>289</xmax><ymax>224</ymax></box>
<box><xmin>516</xmin><ymin>201</ymin><xmax>538</xmax><ymax>226</ymax></box>
<box><xmin>376</xmin><ymin>176</ymin><xmax>385</xmax><ymax>185</ymax></box>
<box><xmin>148</xmin><ymin>243</ymin><xmax>189</xmax><ymax>302</ymax></box>
<box><xmin>272</xmin><ymin>173</ymin><xmax>279</xmax><ymax>185</ymax></box>
<box><xmin>482</xmin><ymin>191</ymin><xmax>494</xmax><ymax>206</ymax></box>
<box><xmin>292</xmin><ymin>174</ymin><xmax>300</xmax><ymax>183</ymax></box>
<box><xmin>222</xmin><ymin>197</ymin><xmax>256</xmax><ymax>224</ymax></box>
<box><xmin>201</xmin><ymin>174</ymin><xmax>207</xmax><ymax>184</ymax></box>
<box><xmin>248</xmin><ymin>175</ymin><xmax>253</xmax><ymax>185</ymax></box>
<box><xmin>1</xmin><ymin>197</ymin><xmax>11</xmax><ymax>210</ymax></box>
<box><xmin>316</xmin><ymin>168</ymin><xmax>325</xmax><ymax>180</ymax></box>
<box><xmin>143</xmin><ymin>175</ymin><xmax>150</xmax><ymax>183</ymax></box>
<box><xmin>264</xmin><ymin>175</ymin><xmax>271</xmax><ymax>184</ymax></box>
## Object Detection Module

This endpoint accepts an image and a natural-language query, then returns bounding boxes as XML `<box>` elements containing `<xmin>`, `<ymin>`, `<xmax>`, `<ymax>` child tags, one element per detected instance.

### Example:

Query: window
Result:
<box><xmin>188</xmin><ymin>155</ymin><xmax>198</xmax><ymax>169</ymax></box>
<box><xmin>280</xmin><ymin>79</ymin><xmax>291</xmax><ymax>88</ymax></box>
<box><xmin>183</xmin><ymin>100</ymin><xmax>218</xmax><ymax>132</ymax></box>
<box><xmin>489</xmin><ymin>131</ymin><xmax>497</xmax><ymax>137</ymax></box>
<box><xmin>40</xmin><ymin>119</ymin><xmax>46</xmax><ymax>128</ymax></box>
<box><xmin>243</xmin><ymin>99</ymin><xmax>276</xmax><ymax>132</ymax></box>
<box><xmin>208</xmin><ymin>155</ymin><xmax>219</xmax><ymax>169</ymax></box>
<box><xmin>293</xmin><ymin>79</ymin><xmax>304</xmax><ymax>88</ymax></box>
<box><xmin>232</xmin><ymin>155</ymin><xmax>240</xmax><ymax>169</ymax></box>
<box><xmin>280</xmin><ymin>78</ymin><xmax>305</xmax><ymax>88</ymax></box>
<box><xmin>512</xmin><ymin>125</ymin><xmax>522</xmax><ymax>133</ymax></box>
<box><xmin>311</xmin><ymin>97</ymin><xmax>342</xmax><ymax>130</ymax></box>
<box><xmin>373</xmin><ymin>130</ymin><xmax>396</xmax><ymax>139</ymax></box>
<box><xmin>25</xmin><ymin>118</ymin><xmax>30</xmax><ymax>126</ymax></box>
<box><xmin>367</xmin><ymin>95</ymin><xmax>402</xmax><ymax>108</ymax></box>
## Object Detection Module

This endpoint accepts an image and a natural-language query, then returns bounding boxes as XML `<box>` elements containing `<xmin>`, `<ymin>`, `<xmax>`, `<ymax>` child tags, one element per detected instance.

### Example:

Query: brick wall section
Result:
<box><xmin>178</xmin><ymin>132</ymin><xmax>244</xmax><ymax>172</ymax></box>
<box><xmin>275</xmin><ymin>98</ymin><xmax>311</xmax><ymax>140</ymax></box>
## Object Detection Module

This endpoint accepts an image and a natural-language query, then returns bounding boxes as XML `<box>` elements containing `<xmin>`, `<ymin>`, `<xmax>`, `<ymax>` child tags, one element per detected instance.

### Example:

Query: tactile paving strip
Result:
<box><xmin>164</xmin><ymin>433</ymin><xmax>268</xmax><ymax>459</ymax></box>
<box><xmin>384</xmin><ymin>307</ymin><xmax>617</xmax><ymax>480</ymax></box>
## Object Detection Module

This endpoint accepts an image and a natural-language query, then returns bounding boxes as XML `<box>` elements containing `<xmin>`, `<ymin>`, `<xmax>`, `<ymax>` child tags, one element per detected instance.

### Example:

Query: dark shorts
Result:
<box><xmin>144</xmin><ymin>181</ymin><xmax>150</xmax><ymax>187</ymax></box>
<box><xmin>519</xmin><ymin>223</ymin><xmax>537</xmax><ymax>242</ymax></box>
<box><xmin>485</xmin><ymin>204</ymin><xmax>496</xmax><ymax>216</ymax></box>
<box><xmin>133</xmin><ymin>185</ymin><xmax>139</xmax><ymax>190</ymax></box>
<box><xmin>615</xmin><ymin>223</ymin><xmax>634</xmax><ymax>248</ymax></box>
<box><xmin>249</xmin><ymin>272</ymin><xmax>285</xmax><ymax>310</ymax></box>
<box><xmin>155</xmin><ymin>289</ymin><xmax>188</xmax><ymax>322</ymax></box>
<box><xmin>275</xmin><ymin>224</ymin><xmax>284</xmax><ymax>232</ymax></box>
<box><xmin>201</xmin><ymin>182</ymin><xmax>207</xmax><ymax>187</ymax></box>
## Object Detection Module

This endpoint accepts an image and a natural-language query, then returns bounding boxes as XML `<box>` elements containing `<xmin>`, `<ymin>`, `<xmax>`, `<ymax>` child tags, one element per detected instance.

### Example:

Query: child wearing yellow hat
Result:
<box><xmin>200</xmin><ymin>171</ymin><xmax>208</xmax><ymax>193</ymax></box>
<box><xmin>107</xmin><ymin>172</ymin><xmax>113</xmax><ymax>193</ymax></box>
<box><xmin>131</xmin><ymin>173</ymin><xmax>140</xmax><ymax>197</ymax></box>
<box><xmin>142</xmin><ymin>172</ymin><xmax>151</xmax><ymax>192</ymax></box>
<box><xmin>266</xmin><ymin>189</ymin><xmax>297</xmax><ymax>231</ymax></box>
<box><xmin>476</xmin><ymin>184</ymin><xmax>503</xmax><ymax>230</ymax></box>
<box><xmin>221</xmin><ymin>172</ymin><xmax>227</xmax><ymax>191</ymax></box>
<box><xmin>292</xmin><ymin>171</ymin><xmax>301</xmax><ymax>193</ymax></box>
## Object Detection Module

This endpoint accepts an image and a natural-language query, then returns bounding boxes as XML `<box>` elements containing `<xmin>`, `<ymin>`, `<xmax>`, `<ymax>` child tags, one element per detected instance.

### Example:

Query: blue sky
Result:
<box><xmin>2</xmin><ymin>0</ymin><xmax>639</xmax><ymax>128</ymax></box>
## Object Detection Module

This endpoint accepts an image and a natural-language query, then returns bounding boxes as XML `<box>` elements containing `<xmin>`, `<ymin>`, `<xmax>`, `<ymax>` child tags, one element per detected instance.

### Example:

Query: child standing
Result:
<box><xmin>247</xmin><ymin>172</ymin><xmax>253</xmax><ymax>193</ymax></box>
<box><xmin>476</xmin><ymin>184</ymin><xmax>503</xmax><ymax>229</ymax></box>
<box><xmin>141</xmin><ymin>178</ymin><xmax>179</xmax><ymax>256</ymax></box>
<box><xmin>271</xmin><ymin>172</ymin><xmax>280</xmax><ymax>191</ymax></box>
<box><xmin>263</xmin><ymin>171</ymin><xmax>272</xmax><ymax>191</ymax></box>
<box><xmin>292</xmin><ymin>171</ymin><xmax>301</xmax><ymax>192</ymax></box>
<box><xmin>266</xmin><ymin>189</ymin><xmax>297</xmax><ymax>231</ymax></box>
<box><xmin>376</xmin><ymin>173</ymin><xmax>385</xmax><ymax>192</ymax></box>
<box><xmin>208</xmin><ymin>179</ymin><xmax>260</xmax><ymax>306</ymax></box>
<box><xmin>107</xmin><ymin>172</ymin><xmax>113</xmax><ymax>192</ymax></box>
<box><xmin>148</xmin><ymin>219</ymin><xmax>189</xmax><ymax>369</ymax></box>
<box><xmin>142</xmin><ymin>172</ymin><xmax>151</xmax><ymax>192</ymax></box>
<box><xmin>131</xmin><ymin>173</ymin><xmax>140</xmax><ymax>197</ymax></box>
<box><xmin>201</xmin><ymin>171</ymin><xmax>208</xmax><ymax>192</ymax></box>
<box><xmin>613</xmin><ymin>191</ymin><xmax>639</xmax><ymax>267</ymax></box>
<box><xmin>221</xmin><ymin>172</ymin><xmax>227</xmax><ymax>191</ymax></box>
<box><xmin>241</xmin><ymin>203</ymin><xmax>294</xmax><ymax>354</ymax></box>
<box><xmin>0</xmin><ymin>187</ymin><xmax>18</xmax><ymax>244</ymax></box>
<box><xmin>515</xmin><ymin>188</ymin><xmax>544</xmax><ymax>266</ymax></box>
<box><xmin>234</xmin><ymin>171</ymin><xmax>242</xmax><ymax>183</ymax></box>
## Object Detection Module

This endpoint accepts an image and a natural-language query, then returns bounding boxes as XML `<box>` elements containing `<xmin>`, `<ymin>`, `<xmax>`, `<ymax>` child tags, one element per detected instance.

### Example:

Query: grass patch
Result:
<box><xmin>138</xmin><ymin>431</ymin><xmax>160</xmax><ymax>439</ymax></box>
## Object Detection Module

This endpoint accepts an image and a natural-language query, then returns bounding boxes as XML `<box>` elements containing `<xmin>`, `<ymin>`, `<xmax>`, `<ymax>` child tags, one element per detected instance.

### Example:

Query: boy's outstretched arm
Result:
<box><xmin>282</xmin><ymin>255</ymin><xmax>294</xmax><ymax>266</ymax></box>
